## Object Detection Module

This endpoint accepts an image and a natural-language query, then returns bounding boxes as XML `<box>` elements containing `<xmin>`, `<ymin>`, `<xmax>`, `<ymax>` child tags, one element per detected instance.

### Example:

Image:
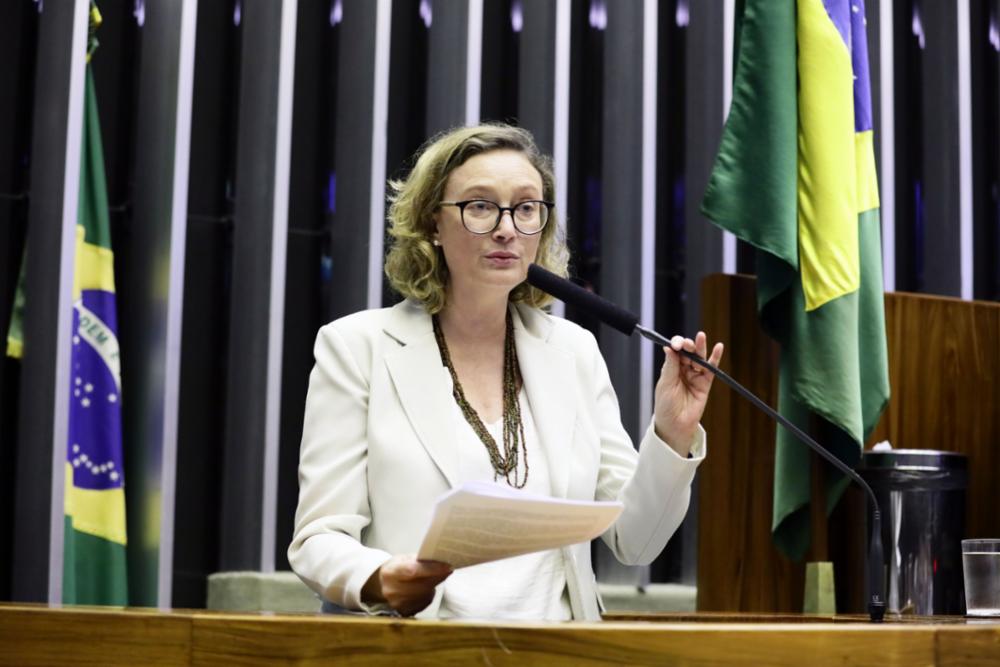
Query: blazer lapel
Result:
<box><xmin>513</xmin><ymin>305</ymin><xmax>577</xmax><ymax>498</ymax></box>
<box><xmin>383</xmin><ymin>302</ymin><xmax>460</xmax><ymax>489</ymax></box>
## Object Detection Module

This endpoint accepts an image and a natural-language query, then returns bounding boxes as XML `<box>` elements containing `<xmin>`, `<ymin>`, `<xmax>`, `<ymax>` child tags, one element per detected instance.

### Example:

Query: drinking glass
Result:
<box><xmin>962</xmin><ymin>539</ymin><xmax>1000</xmax><ymax>616</ymax></box>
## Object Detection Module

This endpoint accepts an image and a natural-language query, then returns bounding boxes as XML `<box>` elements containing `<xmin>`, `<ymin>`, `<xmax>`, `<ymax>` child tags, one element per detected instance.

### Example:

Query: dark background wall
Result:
<box><xmin>1</xmin><ymin>0</ymin><xmax>997</xmax><ymax>607</ymax></box>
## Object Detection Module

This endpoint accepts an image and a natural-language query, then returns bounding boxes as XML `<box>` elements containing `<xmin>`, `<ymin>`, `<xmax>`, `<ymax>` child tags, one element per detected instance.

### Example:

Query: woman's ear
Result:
<box><xmin>431</xmin><ymin>216</ymin><xmax>442</xmax><ymax>246</ymax></box>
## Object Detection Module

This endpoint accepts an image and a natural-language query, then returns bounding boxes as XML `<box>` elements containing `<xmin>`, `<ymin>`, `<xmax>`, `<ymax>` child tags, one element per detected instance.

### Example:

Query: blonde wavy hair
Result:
<box><xmin>384</xmin><ymin>123</ymin><xmax>569</xmax><ymax>313</ymax></box>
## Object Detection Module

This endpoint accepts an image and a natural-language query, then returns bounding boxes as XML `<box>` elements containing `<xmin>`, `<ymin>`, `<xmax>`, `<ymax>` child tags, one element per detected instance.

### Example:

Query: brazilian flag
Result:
<box><xmin>63</xmin><ymin>4</ymin><xmax>128</xmax><ymax>605</ymax></box>
<box><xmin>7</xmin><ymin>5</ymin><xmax>128</xmax><ymax>604</ymax></box>
<box><xmin>701</xmin><ymin>0</ymin><xmax>890</xmax><ymax>559</ymax></box>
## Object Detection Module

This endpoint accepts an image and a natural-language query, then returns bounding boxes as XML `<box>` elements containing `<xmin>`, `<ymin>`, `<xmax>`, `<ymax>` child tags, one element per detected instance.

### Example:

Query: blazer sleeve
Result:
<box><xmin>287</xmin><ymin>322</ymin><xmax>392</xmax><ymax>610</ymax></box>
<box><xmin>584</xmin><ymin>332</ymin><xmax>707</xmax><ymax>566</ymax></box>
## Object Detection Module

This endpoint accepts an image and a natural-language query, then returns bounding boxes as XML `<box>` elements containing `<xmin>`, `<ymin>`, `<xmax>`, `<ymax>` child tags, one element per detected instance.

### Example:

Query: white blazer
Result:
<box><xmin>288</xmin><ymin>298</ymin><xmax>705</xmax><ymax>621</ymax></box>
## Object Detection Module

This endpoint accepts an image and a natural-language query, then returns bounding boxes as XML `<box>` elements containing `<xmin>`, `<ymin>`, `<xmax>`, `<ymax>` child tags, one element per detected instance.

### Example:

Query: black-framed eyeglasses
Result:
<box><xmin>439</xmin><ymin>199</ymin><xmax>554</xmax><ymax>235</ymax></box>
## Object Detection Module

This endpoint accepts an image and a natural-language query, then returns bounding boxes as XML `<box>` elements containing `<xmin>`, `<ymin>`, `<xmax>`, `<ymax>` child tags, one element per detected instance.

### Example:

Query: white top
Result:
<box><xmin>437</xmin><ymin>381</ymin><xmax>573</xmax><ymax>621</ymax></box>
<box><xmin>288</xmin><ymin>300</ymin><xmax>706</xmax><ymax>621</ymax></box>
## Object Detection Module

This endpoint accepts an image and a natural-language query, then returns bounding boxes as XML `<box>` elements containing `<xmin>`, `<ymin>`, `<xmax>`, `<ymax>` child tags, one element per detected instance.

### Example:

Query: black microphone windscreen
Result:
<box><xmin>526</xmin><ymin>264</ymin><xmax>639</xmax><ymax>336</ymax></box>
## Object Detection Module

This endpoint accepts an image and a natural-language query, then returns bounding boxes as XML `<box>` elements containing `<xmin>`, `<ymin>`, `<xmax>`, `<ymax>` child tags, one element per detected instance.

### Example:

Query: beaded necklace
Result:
<box><xmin>432</xmin><ymin>311</ymin><xmax>529</xmax><ymax>488</ymax></box>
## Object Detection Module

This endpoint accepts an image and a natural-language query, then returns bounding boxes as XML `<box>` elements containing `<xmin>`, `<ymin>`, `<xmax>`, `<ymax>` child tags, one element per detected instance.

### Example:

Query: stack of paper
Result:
<box><xmin>416</xmin><ymin>481</ymin><xmax>624</xmax><ymax>569</ymax></box>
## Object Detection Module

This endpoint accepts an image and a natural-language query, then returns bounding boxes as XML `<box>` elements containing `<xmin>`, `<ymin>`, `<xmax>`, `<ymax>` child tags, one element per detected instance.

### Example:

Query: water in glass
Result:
<box><xmin>963</xmin><ymin>551</ymin><xmax>1000</xmax><ymax>616</ymax></box>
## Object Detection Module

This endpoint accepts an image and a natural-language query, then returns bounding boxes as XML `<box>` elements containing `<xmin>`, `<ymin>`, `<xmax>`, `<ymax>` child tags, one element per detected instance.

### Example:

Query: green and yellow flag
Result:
<box><xmin>63</xmin><ymin>3</ymin><xmax>128</xmax><ymax>605</ymax></box>
<box><xmin>701</xmin><ymin>0</ymin><xmax>890</xmax><ymax>559</ymax></box>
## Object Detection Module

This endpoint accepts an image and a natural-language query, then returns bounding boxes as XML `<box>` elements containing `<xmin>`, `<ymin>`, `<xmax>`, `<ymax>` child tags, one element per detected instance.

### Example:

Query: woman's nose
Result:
<box><xmin>492</xmin><ymin>210</ymin><xmax>517</xmax><ymax>239</ymax></box>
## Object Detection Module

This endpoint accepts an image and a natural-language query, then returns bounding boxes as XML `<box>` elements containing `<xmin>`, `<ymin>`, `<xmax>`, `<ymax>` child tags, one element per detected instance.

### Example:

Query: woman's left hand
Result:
<box><xmin>653</xmin><ymin>331</ymin><xmax>724</xmax><ymax>457</ymax></box>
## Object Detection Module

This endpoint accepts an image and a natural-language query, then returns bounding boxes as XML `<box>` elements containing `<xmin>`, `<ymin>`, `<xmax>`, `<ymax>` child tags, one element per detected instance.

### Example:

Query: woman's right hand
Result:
<box><xmin>361</xmin><ymin>555</ymin><xmax>453</xmax><ymax>616</ymax></box>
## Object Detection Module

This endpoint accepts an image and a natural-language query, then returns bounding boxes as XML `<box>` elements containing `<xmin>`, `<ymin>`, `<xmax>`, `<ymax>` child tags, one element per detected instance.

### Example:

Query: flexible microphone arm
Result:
<box><xmin>528</xmin><ymin>264</ymin><xmax>885</xmax><ymax>622</ymax></box>
<box><xmin>636</xmin><ymin>324</ymin><xmax>885</xmax><ymax>623</ymax></box>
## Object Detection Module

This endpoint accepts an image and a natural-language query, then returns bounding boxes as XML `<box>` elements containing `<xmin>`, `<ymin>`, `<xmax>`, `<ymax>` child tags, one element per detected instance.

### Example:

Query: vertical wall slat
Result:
<box><xmin>918</xmin><ymin>0</ymin><xmax>963</xmax><ymax>296</ymax></box>
<box><xmin>639</xmin><ymin>0</ymin><xmax>658</xmax><ymax>443</ymax></box>
<box><xmin>124</xmin><ymin>0</ymin><xmax>199</xmax><ymax>607</ymax></box>
<box><xmin>426</xmin><ymin>2</ymin><xmax>470</xmax><ymax>135</ymax></box>
<box><xmin>11</xmin><ymin>0</ymin><xmax>89</xmax><ymax>604</ymax></box>
<box><xmin>596</xmin><ymin>0</ymin><xmax>649</xmax><ymax>587</ymax></box>
<box><xmin>551</xmin><ymin>0</ymin><xmax>571</xmax><ymax>319</ymax></box>
<box><xmin>721</xmin><ymin>0</ymin><xmax>737</xmax><ymax>274</ymax></box>
<box><xmin>683</xmin><ymin>0</ymin><xmax>726</xmax><ymax>337</ymax></box>
<box><xmin>970</xmin><ymin>0</ymin><xmax>1000</xmax><ymax>301</ymax></box>
<box><xmin>958</xmin><ymin>0</ymin><xmax>974</xmax><ymax>300</ymax></box>
<box><xmin>878</xmin><ymin>0</ymin><xmax>897</xmax><ymax>292</ymax></box>
<box><xmin>601</xmin><ymin>0</ymin><xmax>645</xmax><ymax>444</ymax></box>
<box><xmin>260</xmin><ymin>0</ymin><xmax>298</xmax><ymax>575</ymax></box>
<box><xmin>367</xmin><ymin>0</ymin><xmax>393</xmax><ymax>310</ymax></box>
<box><xmin>518</xmin><ymin>0</ymin><xmax>556</xmax><ymax>155</ymax></box>
<box><xmin>465</xmin><ymin>0</ymin><xmax>483</xmax><ymax>126</ymax></box>
<box><xmin>159</xmin><ymin>0</ymin><xmax>199</xmax><ymax>604</ymax></box>
<box><xmin>219</xmin><ymin>0</ymin><xmax>296</xmax><ymax>571</ymax></box>
<box><xmin>331</xmin><ymin>0</ymin><xmax>382</xmax><ymax>318</ymax></box>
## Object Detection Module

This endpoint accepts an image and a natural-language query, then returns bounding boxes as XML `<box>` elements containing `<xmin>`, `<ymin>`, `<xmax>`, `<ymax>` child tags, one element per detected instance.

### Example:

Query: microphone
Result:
<box><xmin>527</xmin><ymin>263</ymin><xmax>886</xmax><ymax>623</ymax></box>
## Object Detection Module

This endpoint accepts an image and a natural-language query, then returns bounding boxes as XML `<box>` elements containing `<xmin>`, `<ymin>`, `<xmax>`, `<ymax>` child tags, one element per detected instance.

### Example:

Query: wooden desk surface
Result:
<box><xmin>3</xmin><ymin>604</ymin><xmax>999</xmax><ymax>666</ymax></box>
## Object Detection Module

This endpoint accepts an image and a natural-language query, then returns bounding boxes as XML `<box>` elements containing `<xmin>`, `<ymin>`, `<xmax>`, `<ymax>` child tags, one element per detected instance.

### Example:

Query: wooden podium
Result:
<box><xmin>697</xmin><ymin>274</ymin><xmax>1000</xmax><ymax>613</ymax></box>
<box><xmin>3</xmin><ymin>604</ymin><xmax>1000</xmax><ymax>666</ymax></box>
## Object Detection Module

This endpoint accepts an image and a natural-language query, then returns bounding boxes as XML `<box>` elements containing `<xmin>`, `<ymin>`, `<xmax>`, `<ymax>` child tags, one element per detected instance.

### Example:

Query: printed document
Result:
<box><xmin>417</xmin><ymin>481</ymin><xmax>623</xmax><ymax>568</ymax></box>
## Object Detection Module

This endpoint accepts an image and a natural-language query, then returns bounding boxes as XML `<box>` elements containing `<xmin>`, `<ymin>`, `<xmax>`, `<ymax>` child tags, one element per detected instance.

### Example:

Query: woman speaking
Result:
<box><xmin>288</xmin><ymin>124</ymin><xmax>723</xmax><ymax>620</ymax></box>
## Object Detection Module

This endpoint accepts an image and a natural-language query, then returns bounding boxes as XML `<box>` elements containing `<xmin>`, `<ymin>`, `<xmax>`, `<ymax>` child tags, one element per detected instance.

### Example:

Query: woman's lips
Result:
<box><xmin>485</xmin><ymin>252</ymin><xmax>519</xmax><ymax>266</ymax></box>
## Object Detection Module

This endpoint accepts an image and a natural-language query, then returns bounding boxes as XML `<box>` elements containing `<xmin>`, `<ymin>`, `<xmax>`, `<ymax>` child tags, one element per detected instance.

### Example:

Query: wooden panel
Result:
<box><xmin>935</xmin><ymin>625</ymin><xmax>1000</xmax><ymax>667</ymax></box>
<box><xmin>698</xmin><ymin>274</ymin><xmax>1000</xmax><ymax>614</ymax></box>
<box><xmin>871</xmin><ymin>293</ymin><xmax>1000</xmax><ymax>539</ymax></box>
<box><xmin>189</xmin><ymin>616</ymin><xmax>937</xmax><ymax>667</ymax></box>
<box><xmin>835</xmin><ymin>293</ymin><xmax>1000</xmax><ymax>612</ymax></box>
<box><xmin>1</xmin><ymin>604</ymin><xmax>997</xmax><ymax>667</ymax></box>
<box><xmin>0</xmin><ymin>604</ymin><xmax>191</xmax><ymax>666</ymax></box>
<box><xmin>697</xmin><ymin>273</ymin><xmax>805</xmax><ymax>612</ymax></box>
